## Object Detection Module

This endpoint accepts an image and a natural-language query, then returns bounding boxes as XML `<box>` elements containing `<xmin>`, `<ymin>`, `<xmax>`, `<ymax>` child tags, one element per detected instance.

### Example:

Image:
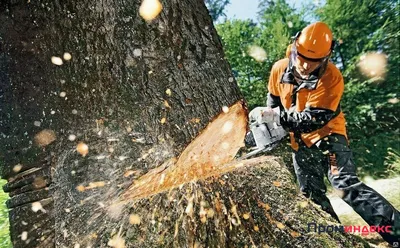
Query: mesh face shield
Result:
<box><xmin>288</xmin><ymin>41</ymin><xmax>330</xmax><ymax>82</ymax></box>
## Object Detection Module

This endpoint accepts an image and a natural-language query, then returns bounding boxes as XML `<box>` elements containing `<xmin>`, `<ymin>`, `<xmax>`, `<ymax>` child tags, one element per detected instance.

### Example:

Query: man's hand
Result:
<box><xmin>249</xmin><ymin>107</ymin><xmax>277</xmax><ymax>124</ymax></box>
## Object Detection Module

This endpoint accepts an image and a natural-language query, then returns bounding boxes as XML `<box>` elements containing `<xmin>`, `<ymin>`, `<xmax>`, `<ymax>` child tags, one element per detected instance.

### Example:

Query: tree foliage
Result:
<box><xmin>216</xmin><ymin>20</ymin><xmax>268</xmax><ymax>108</ymax></box>
<box><xmin>216</xmin><ymin>0</ymin><xmax>306</xmax><ymax>109</ymax></box>
<box><xmin>0</xmin><ymin>180</ymin><xmax>11</xmax><ymax>248</ymax></box>
<box><xmin>317</xmin><ymin>0</ymin><xmax>400</xmax><ymax>178</ymax></box>
<box><xmin>205</xmin><ymin>0</ymin><xmax>230</xmax><ymax>22</ymax></box>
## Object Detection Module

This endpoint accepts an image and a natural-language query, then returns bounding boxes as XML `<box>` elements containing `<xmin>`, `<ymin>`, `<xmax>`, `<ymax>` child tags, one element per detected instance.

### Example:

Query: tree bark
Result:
<box><xmin>1</xmin><ymin>0</ymin><xmax>367</xmax><ymax>247</ymax></box>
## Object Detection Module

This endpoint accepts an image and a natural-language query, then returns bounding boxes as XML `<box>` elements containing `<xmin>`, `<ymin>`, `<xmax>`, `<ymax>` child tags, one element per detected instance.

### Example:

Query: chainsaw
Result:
<box><xmin>243</xmin><ymin>107</ymin><xmax>288</xmax><ymax>159</ymax></box>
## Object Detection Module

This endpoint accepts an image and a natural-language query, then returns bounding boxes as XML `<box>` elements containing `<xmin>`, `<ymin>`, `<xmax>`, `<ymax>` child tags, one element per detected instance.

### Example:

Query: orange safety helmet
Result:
<box><xmin>295</xmin><ymin>22</ymin><xmax>334</xmax><ymax>59</ymax></box>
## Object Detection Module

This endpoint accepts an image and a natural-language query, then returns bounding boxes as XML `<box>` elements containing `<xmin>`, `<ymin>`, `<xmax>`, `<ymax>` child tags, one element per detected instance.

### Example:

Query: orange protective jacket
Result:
<box><xmin>267</xmin><ymin>58</ymin><xmax>347</xmax><ymax>150</ymax></box>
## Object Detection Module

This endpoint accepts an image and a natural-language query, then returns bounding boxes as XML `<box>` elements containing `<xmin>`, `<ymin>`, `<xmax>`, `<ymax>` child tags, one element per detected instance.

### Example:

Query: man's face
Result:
<box><xmin>294</xmin><ymin>54</ymin><xmax>322</xmax><ymax>79</ymax></box>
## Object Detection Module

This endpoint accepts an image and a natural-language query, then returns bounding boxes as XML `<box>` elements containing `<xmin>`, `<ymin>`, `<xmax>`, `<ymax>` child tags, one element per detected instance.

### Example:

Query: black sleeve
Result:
<box><xmin>266</xmin><ymin>93</ymin><xmax>283</xmax><ymax>109</ymax></box>
<box><xmin>280</xmin><ymin>106</ymin><xmax>338</xmax><ymax>133</ymax></box>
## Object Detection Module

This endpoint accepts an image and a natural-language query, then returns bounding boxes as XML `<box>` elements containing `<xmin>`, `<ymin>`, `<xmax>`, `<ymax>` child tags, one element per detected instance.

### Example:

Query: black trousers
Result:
<box><xmin>293</xmin><ymin>134</ymin><xmax>400</xmax><ymax>245</ymax></box>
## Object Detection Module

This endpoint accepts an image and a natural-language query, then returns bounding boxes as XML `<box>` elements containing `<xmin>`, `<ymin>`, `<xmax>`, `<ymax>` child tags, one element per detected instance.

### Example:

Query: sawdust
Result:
<box><xmin>121</xmin><ymin>101</ymin><xmax>249</xmax><ymax>201</ymax></box>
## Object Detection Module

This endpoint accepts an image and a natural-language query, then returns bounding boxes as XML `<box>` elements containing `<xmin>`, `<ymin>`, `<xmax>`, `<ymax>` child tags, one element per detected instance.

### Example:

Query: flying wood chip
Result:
<box><xmin>31</xmin><ymin>202</ymin><xmax>43</xmax><ymax>212</ymax></box>
<box><xmin>86</xmin><ymin>181</ymin><xmax>106</xmax><ymax>189</ymax></box>
<box><xmin>76</xmin><ymin>142</ymin><xmax>89</xmax><ymax>156</ymax></box>
<box><xmin>21</xmin><ymin>231</ymin><xmax>28</xmax><ymax>241</ymax></box>
<box><xmin>290</xmin><ymin>231</ymin><xmax>301</xmax><ymax>238</ymax></box>
<box><xmin>129</xmin><ymin>214</ymin><xmax>141</xmax><ymax>225</ymax></box>
<box><xmin>139</xmin><ymin>0</ymin><xmax>163</xmax><ymax>21</ymax></box>
<box><xmin>51</xmin><ymin>56</ymin><xmax>63</xmax><ymax>65</ymax></box>
<box><xmin>13</xmin><ymin>164</ymin><xmax>23</xmax><ymax>173</ymax></box>
<box><xmin>276</xmin><ymin>222</ymin><xmax>285</xmax><ymax>229</ymax></box>
<box><xmin>273</xmin><ymin>181</ymin><xmax>281</xmax><ymax>187</ymax></box>
<box><xmin>123</xmin><ymin>170</ymin><xmax>137</xmax><ymax>177</ymax></box>
<box><xmin>34</xmin><ymin>129</ymin><xmax>56</xmax><ymax>147</ymax></box>
<box><xmin>63</xmin><ymin>52</ymin><xmax>72</xmax><ymax>60</ymax></box>
<box><xmin>121</xmin><ymin>101</ymin><xmax>247</xmax><ymax>201</ymax></box>
<box><xmin>107</xmin><ymin>235</ymin><xmax>125</xmax><ymax>248</ymax></box>
<box><xmin>76</xmin><ymin>185</ymin><xmax>85</xmax><ymax>192</ymax></box>
<box><xmin>33</xmin><ymin>177</ymin><xmax>47</xmax><ymax>189</ymax></box>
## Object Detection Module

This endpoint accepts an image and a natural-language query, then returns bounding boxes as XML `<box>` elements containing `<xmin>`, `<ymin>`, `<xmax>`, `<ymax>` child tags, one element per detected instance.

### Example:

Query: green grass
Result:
<box><xmin>0</xmin><ymin>179</ymin><xmax>11</xmax><ymax>248</ymax></box>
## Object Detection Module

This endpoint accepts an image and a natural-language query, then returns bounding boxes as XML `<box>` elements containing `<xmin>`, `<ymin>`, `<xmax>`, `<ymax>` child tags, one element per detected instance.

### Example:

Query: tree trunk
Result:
<box><xmin>1</xmin><ymin>1</ymin><xmax>367</xmax><ymax>247</ymax></box>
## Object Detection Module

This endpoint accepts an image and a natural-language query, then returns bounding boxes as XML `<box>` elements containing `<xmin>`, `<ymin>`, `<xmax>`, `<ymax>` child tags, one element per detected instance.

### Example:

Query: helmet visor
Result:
<box><xmin>289</xmin><ymin>42</ymin><xmax>329</xmax><ymax>80</ymax></box>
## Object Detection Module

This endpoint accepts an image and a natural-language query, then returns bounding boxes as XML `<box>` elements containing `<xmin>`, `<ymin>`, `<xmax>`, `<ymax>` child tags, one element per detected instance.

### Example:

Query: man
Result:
<box><xmin>251</xmin><ymin>21</ymin><xmax>399</xmax><ymax>245</ymax></box>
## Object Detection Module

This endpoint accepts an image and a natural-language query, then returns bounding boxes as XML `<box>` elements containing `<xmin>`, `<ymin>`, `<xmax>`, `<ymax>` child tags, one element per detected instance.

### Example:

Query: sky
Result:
<box><xmin>224</xmin><ymin>0</ymin><xmax>259</xmax><ymax>21</ymax></box>
<box><xmin>224</xmin><ymin>0</ymin><xmax>316</xmax><ymax>21</ymax></box>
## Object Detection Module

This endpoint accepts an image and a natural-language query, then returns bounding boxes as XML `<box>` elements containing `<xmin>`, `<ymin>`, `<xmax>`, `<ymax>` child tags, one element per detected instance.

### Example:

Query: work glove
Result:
<box><xmin>249</xmin><ymin>107</ymin><xmax>279</xmax><ymax>124</ymax></box>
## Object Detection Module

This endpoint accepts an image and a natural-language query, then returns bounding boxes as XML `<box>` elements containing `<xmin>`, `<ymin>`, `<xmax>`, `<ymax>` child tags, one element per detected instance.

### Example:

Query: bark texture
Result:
<box><xmin>0</xmin><ymin>0</ymin><xmax>368</xmax><ymax>247</ymax></box>
<box><xmin>1</xmin><ymin>0</ymin><xmax>240</xmax><ymax>246</ymax></box>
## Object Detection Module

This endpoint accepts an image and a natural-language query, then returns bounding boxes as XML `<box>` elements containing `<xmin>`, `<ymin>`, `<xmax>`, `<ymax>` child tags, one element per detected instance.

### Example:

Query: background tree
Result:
<box><xmin>205</xmin><ymin>0</ymin><xmax>231</xmax><ymax>22</ymax></box>
<box><xmin>0</xmin><ymin>180</ymin><xmax>10</xmax><ymax>247</ymax></box>
<box><xmin>216</xmin><ymin>20</ymin><xmax>268</xmax><ymax>108</ymax></box>
<box><xmin>216</xmin><ymin>0</ymin><xmax>307</xmax><ymax>110</ymax></box>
